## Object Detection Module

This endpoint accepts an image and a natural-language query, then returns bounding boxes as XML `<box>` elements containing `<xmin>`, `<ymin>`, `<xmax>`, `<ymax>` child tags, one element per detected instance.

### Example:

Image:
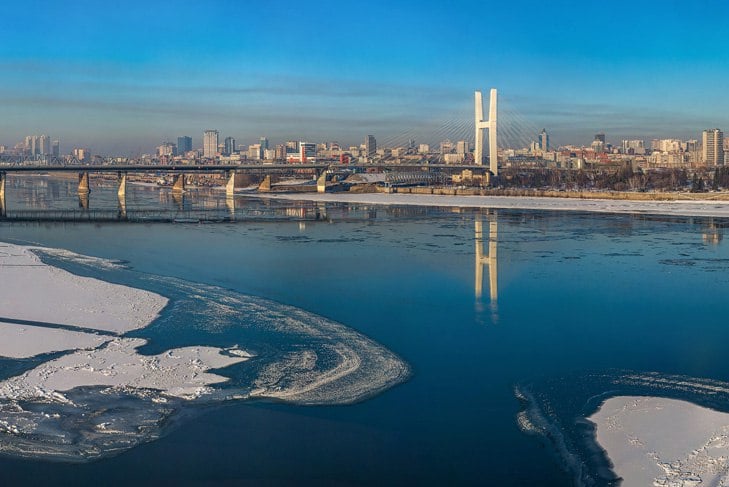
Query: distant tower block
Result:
<box><xmin>474</xmin><ymin>89</ymin><xmax>498</xmax><ymax>176</ymax></box>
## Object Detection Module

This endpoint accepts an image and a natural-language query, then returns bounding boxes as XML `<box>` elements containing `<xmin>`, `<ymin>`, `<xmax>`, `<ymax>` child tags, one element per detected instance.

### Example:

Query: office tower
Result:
<box><xmin>224</xmin><ymin>137</ymin><xmax>236</xmax><ymax>156</ymax></box>
<box><xmin>177</xmin><ymin>136</ymin><xmax>192</xmax><ymax>155</ymax></box>
<box><xmin>52</xmin><ymin>139</ymin><xmax>60</xmax><ymax>157</ymax></box>
<box><xmin>440</xmin><ymin>139</ymin><xmax>454</xmax><ymax>154</ymax></box>
<box><xmin>275</xmin><ymin>144</ymin><xmax>286</xmax><ymax>160</ymax></box>
<box><xmin>365</xmin><ymin>135</ymin><xmax>376</xmax><ymax>159</ymax></box>
<box><xmin>703</xmin><ymin>129</ymin><xmax>724</xmax><ymax>165</ymax></box>
<box><xmin>203</xmin><ymin>130</ymin><xmax>219</xmax><ymax>158</ymax></box>
<box><xmin>260</xmin><ymin>137</ymin><xmax>269</xmax><ymax>150</ymax></box>
<box><xmin>248</xmin><ymin>144</ymin><xmax>261</xmax><ymax>160</ymax></box>
<box><xmin>456</xmin><ymin>140</ymin><xmax>469</xmax><ymax>155</ymax></box>
<box><xmin>38</xmin><ymin>135</ymin><xmax>51</xmax><ymax>155</ymax></box>
<box><xmin>299</xmin><ymin>142</ymin><xmax>316</xmax><ymax>162</ymax></box>
<box><xmin>621</xmin><ymin>139</ymin><xmax>645</xmax><ymax>155</ymax></box>
<box><xmin>26</xmin><ymin>135</ymin><xmax>40</xmax><ymax>156</ymax></box>
<box><xmin>538</xmin><ymin>129</ymin><xmax>549</xmax><ymax>151</ymax></box>
<box><xmin>594</xmin><ymin>133</ymin><xmax>606</xmax><ymax>144</ymax></box>
<box><xmin>157</xmin><ymin>142</ymin><xmax>176</xmax><ymax>157</ymax></box>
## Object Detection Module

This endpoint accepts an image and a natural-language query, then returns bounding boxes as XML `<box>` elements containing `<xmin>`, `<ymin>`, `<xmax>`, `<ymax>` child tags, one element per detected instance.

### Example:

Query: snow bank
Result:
<box><xmin>256</xmin><ymin>192</ymin><xmax>729</xmax><ymax>218</ymax></box>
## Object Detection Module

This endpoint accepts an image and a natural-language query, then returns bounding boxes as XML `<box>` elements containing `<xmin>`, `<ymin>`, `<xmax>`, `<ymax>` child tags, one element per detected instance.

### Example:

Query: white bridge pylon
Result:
<box><xmin>474</xmin><ymin>89</ymin><xmax>498</xmax><ymax>176</ymax></box>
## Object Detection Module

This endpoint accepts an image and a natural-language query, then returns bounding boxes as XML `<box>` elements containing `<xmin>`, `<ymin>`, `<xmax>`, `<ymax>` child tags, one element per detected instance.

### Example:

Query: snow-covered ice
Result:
<box><xmin>256</xmin><ymin>192</ymin><xmax>729</xmax><ymax>218</ymax></box>
<box><xmin>590</xmin><ymin>396</ymin><xmax>729</xmax><ymax>486</ymax></box>
<box><xmin>0</xmin><ymin>243</ymin><xmax>167</xmax><ymax>334</ymax></box>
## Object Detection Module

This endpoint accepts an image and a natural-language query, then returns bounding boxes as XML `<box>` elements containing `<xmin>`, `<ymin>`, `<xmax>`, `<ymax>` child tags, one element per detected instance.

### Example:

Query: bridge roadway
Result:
<box><xmin>0</xmin><ymin>163</ymin><xmax>485</xmax><ymax>173</ymax></box>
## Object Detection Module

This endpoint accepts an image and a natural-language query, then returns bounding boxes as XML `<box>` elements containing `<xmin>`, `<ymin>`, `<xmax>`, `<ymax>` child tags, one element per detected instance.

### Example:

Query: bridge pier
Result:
<box><xmin>78</xmin><ymin>172</ymin><xmax>90</xmax><ymax>195</ymax></box>
<box><xmin>258</xmin><ymin>175</ymin><xmax>272</xmax><ymax>192</ymax></box>
<box><xmin>117</xmin><ymin>172</ymin><xmax>127</xmax><ymax>198</ymax></box>
<box><xmin>171</xmin><ymin>174</ymin><xmax>185</xmax><ymax>193</ymax></box>
<box><xmin>0</xmin><ymin>172</ymin><xmax>5</xmax><ymax>217</ymax></box>
<box><xmin>316</xmin><ymin>171</ymin><xmax>328</xmax><ymax>193</ymax></box>
<box><xmin>225</xmin><ymin>170</ymin><xmax>236</xmax><ymax>197</ymax></box>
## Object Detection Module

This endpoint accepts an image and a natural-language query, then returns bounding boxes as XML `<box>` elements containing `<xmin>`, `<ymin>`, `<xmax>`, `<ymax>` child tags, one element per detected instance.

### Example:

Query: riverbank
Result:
<box><xmin>253</xmin><ymin>192</ymin><xmax>729</xmax><ymax>217</ymax></box>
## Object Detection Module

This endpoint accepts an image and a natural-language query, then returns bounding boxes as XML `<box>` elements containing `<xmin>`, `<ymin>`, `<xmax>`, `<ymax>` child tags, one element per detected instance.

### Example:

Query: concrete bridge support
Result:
<box><xmin>117</xmin><ymin>172</ymin><xmax>127</xmax><ymax>198</ymax></box>
<box><xmin>0</xmin><ymin>172</ymin><xmax>5</xmax><ymax>217</ymax></box>
<box><xmin>317</xmin><ymin>171</ymin><xmax>328</xmax><ymax>193</ymax></box>
<box><xmin>258</xmin><ymin>175</ymin><xmax>272</xmax><ymax>192</ymax></box>
<box><xmin>475</xmin><ymin>88</ymin><xmax>498</xmax><ymax>177</ymax></box>
<box><xmin>78</xmin><ymin>172</ymin><xmax>91</xmax><ymax>195</ymax></box>
<box><xmin>225</xmin><ymin>170</ymin><xmax>236</xmax><ymax>197</ymax></box>
<box><xmin>172</xmin><ymin>174</ymin><xmax>185</xmax><ymax>193</ymax></box>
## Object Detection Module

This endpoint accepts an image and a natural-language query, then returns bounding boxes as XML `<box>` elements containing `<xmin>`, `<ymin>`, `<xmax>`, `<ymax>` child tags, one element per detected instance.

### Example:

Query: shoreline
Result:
<box><xmin>251</xmin><ymin>192</ymin><xmax>729</xmax><ymax>217</ymax></box>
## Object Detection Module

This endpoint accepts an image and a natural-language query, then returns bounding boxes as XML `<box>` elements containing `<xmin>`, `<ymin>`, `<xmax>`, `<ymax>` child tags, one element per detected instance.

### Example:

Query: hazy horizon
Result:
<box><xmin>3</xmin><ymin>0</ymin><xmax>729</xmax><ymax>155</ymax></box>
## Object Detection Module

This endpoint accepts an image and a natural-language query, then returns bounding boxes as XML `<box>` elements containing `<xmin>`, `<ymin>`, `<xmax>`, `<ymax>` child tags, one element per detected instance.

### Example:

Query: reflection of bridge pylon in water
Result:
<box><xmin>475</xmin><ymin>213</ymin><xmax>498</xmax><ymax>315</ymax></box>
<box><xmin>702</xmin><ymin>218</ymin><xmax>723</xmax><ymax>245</ymax></box>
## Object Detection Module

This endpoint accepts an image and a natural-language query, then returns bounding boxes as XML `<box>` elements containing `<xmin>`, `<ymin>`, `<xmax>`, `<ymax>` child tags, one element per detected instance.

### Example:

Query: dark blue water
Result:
<box><xmin>1</xmin><ymin>176</ymin><xmax>729</xmax><ymax>485</ymax></box>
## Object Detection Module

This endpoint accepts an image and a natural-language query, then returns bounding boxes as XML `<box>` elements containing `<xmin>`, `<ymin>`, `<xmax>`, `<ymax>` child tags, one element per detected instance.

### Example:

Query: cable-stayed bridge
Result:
<box><xmin>377</xmin><ymin>91</ymin><xmax>547</xmax><ymax>154</ymax></box>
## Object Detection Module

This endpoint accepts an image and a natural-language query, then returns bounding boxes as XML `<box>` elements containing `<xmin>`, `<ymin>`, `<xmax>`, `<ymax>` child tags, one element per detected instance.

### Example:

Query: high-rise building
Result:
<box><xmin>260</xmin><ymin>137</ymin><xmax>269</xmax><ymax>151</ymax></box>
<box><xmin>702</xmin><ymin>129</ymin><xmax>724</xmax><ymax>166</ymax></box>
<box><xmin>440</xmin><ymin>139</ymin><xmax>454</xmax><ymax>154</ymax></box>
<box><xmin>52</xmin><ymin>139</ymin><xmax>60</xmax><ymax>157</ymax></box>
<box><xmin>224</xmin><ymin>137</ymin><xmax>236</xmax><ymax>156</ymax></box>
<box><xmin>275</xmin><ymin>144</ymin><xmax>286</xmax><ymax>160</ymax></box>
<box><xmin>621</xmin><ymin>139</ymin><xmax>645</xmax><ymax>155</ymax></box>
<box><xmin>25</xmin><ymin>135</ymin><xmax>39</xmax><ymax>156</ymax></box>
<box><xmin>365</xmin><ymin>135</ymin><xmax>376</xmax><ymax>159</ymax></box>
<box><xmin>38</xmin><ymin>135</ymin><xmax>51</xmax><ymax>155</ymax></box>
<box><xmin>248</xmin><ymin>144</ymin><xmax>261</xmax><ymax>160</ymax></box>
<box><xmin>594</xmin><ymin>133</ymin><xmax>606</xmax><ymax>143</ymax></box>
<box><xmin>157</xmin><ymin>142</ymin><xmax>176</xmax><ymax>157</ymax></box>
<box><xmin>456</xmin><ymin>140</ymin><xmax>469</xmax><ymax>155</ymax></box>
<box><xmin>538</xmin><ymin>129</ymin><xmax>549</xmax><ymax>151</ymax></box>
<box><xmin>418</xmin><ymin>144</ymin><xmax>430</xmax><ymax>154</ymax></box>
<box><xmin>177</xmin><ymin>136</ymin><xmax>192</xmax><ymax>155</ymax></box>
<box><xmin>299</xmin><ymin>142</ymin><xmax>316</xmax><ymax>163</ymax></box>
<box><xmin>203</xmin><ymin>130</ymin><xmax>219</xmax><ymax>158</ymax></box>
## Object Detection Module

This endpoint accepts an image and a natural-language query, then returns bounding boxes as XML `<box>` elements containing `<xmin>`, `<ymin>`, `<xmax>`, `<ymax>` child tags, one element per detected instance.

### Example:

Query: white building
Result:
<box><xmin>702</xmin><ymin>129</ymin><xmax>724</xmax><ymax>166</ymax></box>
<box><xmin>203</xmin><ymin>130</ymin><xmax>219</xmax><ymax>158</ymax></box>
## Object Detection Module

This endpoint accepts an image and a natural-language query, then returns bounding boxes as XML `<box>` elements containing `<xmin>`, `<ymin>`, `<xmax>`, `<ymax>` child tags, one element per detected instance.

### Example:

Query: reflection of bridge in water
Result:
<box><xmin>475</xmin><ymin>213</ymin><xmax>498</xmax><ymax>320</ymax></box>
<box><xmin>0</xmin><ymin>163</ymin><xmax>490</xmax><ymax>218</ymax></box>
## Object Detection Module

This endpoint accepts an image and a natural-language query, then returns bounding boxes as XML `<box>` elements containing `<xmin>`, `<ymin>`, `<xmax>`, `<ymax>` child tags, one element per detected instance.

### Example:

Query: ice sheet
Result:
<box><xmin>590</xmin><ymin>396</ymin><xmax>729</xmax><ymax>486</ymax></box>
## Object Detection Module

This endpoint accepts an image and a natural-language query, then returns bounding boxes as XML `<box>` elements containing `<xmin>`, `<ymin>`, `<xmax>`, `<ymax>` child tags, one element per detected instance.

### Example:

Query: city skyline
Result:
<box><xmin>2</xmin><ymin>0</ymin><xmax>729</xmax><ymax>154</ymax></box>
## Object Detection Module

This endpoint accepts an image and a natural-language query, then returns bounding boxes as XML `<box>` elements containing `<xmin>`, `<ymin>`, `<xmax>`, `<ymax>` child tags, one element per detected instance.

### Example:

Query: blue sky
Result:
<box><xmin>2</xmin><ymin>0</ymin><xmax>729</xmax><ymax>154</ymax></box>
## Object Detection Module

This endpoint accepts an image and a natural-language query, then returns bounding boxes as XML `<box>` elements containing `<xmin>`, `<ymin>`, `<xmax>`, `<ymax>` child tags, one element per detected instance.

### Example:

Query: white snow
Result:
<box><xmin>255</xmin><ymin>192</ymin><xmax>729</xmax><ymax>218</ymax></box>
<box><xmin>589</xmin><ymin>396</ymin><xmax>729</xmax><ymax>486</ymax></box>
<box><xmin>0</xmin><ymin>243</ymin><xmax>167</xmax><ymax>334</ymax></box>
<box><xmin>0</xmin><ymin>242</ymin><xmax>251</xmax><ymax>400</ymax></box>
<box><xmin>0</xmin><ymin>338</ymin><xmax>250</xmax><ymax>400</ymax></box>
<box><xmin>0</xmin><ymin>322</ymin><xmax>110</xmax><ymax>359</ymax></box>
